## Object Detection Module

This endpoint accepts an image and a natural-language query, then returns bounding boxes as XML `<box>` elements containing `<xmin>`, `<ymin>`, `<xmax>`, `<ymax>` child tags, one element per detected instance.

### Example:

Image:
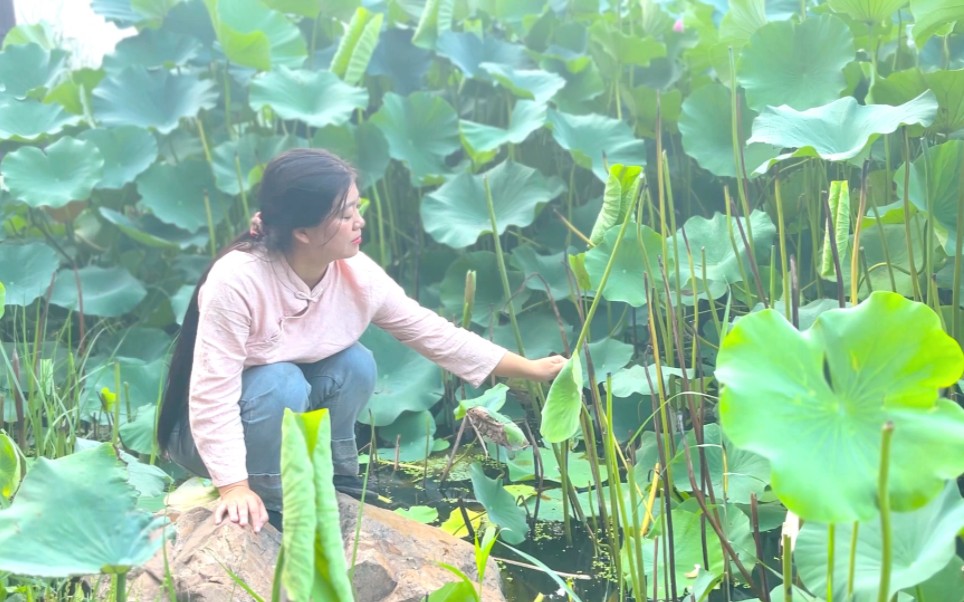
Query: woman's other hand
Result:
<box><xmin>215</xmin><ymin>480</ymin><xmax>269</xmax><ymax>533</ymax></box>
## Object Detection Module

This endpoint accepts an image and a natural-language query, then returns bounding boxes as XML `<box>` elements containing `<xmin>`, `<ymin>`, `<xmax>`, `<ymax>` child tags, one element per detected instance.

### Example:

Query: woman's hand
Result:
<box><xmin>492</xmin><ymin>351</ymin><xmax>568</xmax><ymax>382</ymax></box>
<box><xmin>215</xmin><ymin>480</ymin><xmax>269</xmax><ymax>533</ymax></box>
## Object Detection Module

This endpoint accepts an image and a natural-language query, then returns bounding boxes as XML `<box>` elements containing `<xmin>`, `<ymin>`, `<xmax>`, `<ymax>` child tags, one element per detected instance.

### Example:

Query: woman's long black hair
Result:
<box><xmin>156</xmin><ymin>148</ymin><xmax>356</xmax><ymax>450</ymax></box>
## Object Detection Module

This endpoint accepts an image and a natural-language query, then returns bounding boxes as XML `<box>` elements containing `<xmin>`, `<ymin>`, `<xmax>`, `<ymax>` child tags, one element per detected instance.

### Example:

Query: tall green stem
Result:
<box><xmin>877</xmin><ymin>422</ymin><xmax>895</xmax><ymax>602</ymax></box>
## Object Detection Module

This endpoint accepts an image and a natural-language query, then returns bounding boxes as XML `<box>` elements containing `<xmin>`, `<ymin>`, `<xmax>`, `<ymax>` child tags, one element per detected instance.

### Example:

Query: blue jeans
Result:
<box><xmin>168</xmin><ymin>342</ymin><xmax>376</xmax><ymax>511</ymax></box>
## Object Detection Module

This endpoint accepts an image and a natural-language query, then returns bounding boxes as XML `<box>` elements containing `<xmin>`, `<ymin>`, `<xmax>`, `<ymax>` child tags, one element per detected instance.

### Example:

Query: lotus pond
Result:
<box><xmin>1</xmin><ymin>0</ymin><xmax>964</xmax><ymax>601</ymax></box>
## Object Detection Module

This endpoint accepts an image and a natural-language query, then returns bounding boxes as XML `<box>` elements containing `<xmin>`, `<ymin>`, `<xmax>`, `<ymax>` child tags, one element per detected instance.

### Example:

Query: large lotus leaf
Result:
<box><xmin>80</xmin><ymin>357</ymin><xmax>166</xmax><ymax>423</ymax></box>
<box><xmin>421</xmin><ymin>160</ymin><xmax>563</xmax><ymax>249</ymax></box>
<box><xmin>357</xmin><ymin>326</ymin><xmax>442</xmax><ymax>426</ymax></box>
<box><xmin>548</xmin><ymin>110</ymin><xmax>647</xmax><ymax>181</ymax></box>
<box><xmin>581</xmin><ymin>338</ymin><xmax>634</xmax><ymax>386</ymax></box>
<box><xmin>438</xmin><ymin>251</ymin><xmax>528</xmax><ymax>327</ymax></box>
<box><xmin>589</xmin><ymin>20</ymin><xmax>666</xmax><ymax>67</ymax></box>
<box><xmin>895</xmin><ymin>140</ymin><xmax>963</xmax><ymax>253</ymax></box>
<box><xmin>103</xmin><ymin>28</ymin><xmax>203</xmax><ymax>71</ymax></box>
<box><xmin>673</xmin><ymin>210</ymin><xmax>776</xmax><ymax>302</ymax></box>
<box><xmin>92</xmin><ymin>67</ymin><xmax>217</xmax><ymax>135</ymax></box>
<box><xmin>909</xmin><ymin>0</ymin><xmax>964</xmax><ymax>47</ymax></box>
<box><xmin>870</xmin><ymin>68</ymin><xmax>964</xmax><ymax>137</ymax></box>
<box><xmin>99</xmin><ymin>208</ymin><xmax>206</xmax><ymax>250</ymax></box>
<box><xmin>0</xmin><ymin>242</ymin><xmax>60</xmax><ymax>306</ymax></box>
<box><xmin>371</xmin><ymin>91</ymin><xmax>459</xmax><ymax>185</ymax></box>
<box><xmin>607</xmin><ymin>364</ymin><xmax>695</xmax><ymax>398</ymax></box>
<box><xmin>312</xmin><ymin>123</ymin><xmax>389</xmax><ymax>190</ymax></box>
<box><xmin>78</xmin><ymin>126</ymin><xmax>158</xmax><ymax>190</ymax></box>
<box><xmin>136</xmin><ymin>160</ymin><xmax>228</xmax><ymax>232</ymax></box>
<box><xmin>479</xmin><ymin>63</ymin><xmax>566</xmax><ymax>105</ymax></box>
<box><xmin>678</xmin><ymin>82</ymin><xmax>778</xmax><ymax>178</ymax></box>
<box><xmin>280</xmin><ymin>409</ymin><xmax>354</xmax><ymax>600</ymax></box>
<box><xmin>509</xmin><ymin>246</ymin><xmax>571</xmax><ymax>301</ymax></box>
<box><xmin>460</xmin><ymin>100</ymin><xmax>547</xmax><ymax>160</ymax></box>
<box><xmin>328</xmin><ymin>7</ymin><xmax>382</xmax><ymax>86</ymax></box>
<box><xmin>368</xmin><ymin>28</ymin><xmax>432</xmax><ymax>96</ymax></box>
<box><xmin>375</xmin><ymin>410</ymin><xmax>443</xmax><ymax>462</ymax></box>
<box><xmin>716</xmin><ymin>291</ymin><xmax>964</xmax><ymax>523</ymax></box>
<box><xmin>0</xmin><ymin>443</ymin><xmax>166</xmax><ymax>577</ymax></box>
<box><xmin>737</xmin><ymin>15</ymin><xmax>854</xmax><ymax>112</ymax></box>
<box><xmin>748</xmin><ymin>92</ymin><xmax>938</xmax><ymax>171</ymax></box>
<box><xmin>909</xmin><ymin>555</ymin><xmax>964</xmax><ymax>602</ymax></box>
<box><xmin>541</xmin><ymin>353</ymin><xmax>583</xmax><ymax>444</ymax></box>
<box><xmin>435</xmin><ymin>31</ymin><xmax>528</xmax><ymax>78</ymax></box>
<box><xmin>249</xmin><ymin>68</ymin><xmax>367</xmax><ymax>128</ymax></box>
<box><xmin>669</xmin><ymin>424</ymin><xmax>770</xmax><ymax>505</ymax></box>
<box><xmin>828</xmin><ymin>0</ymin><xmax>908</xmax><ymax>22</ymax></box>
<box><xmin>0</xmin><ymin>95</ymin><xmax>81</xmax><ymax>141</ymax></box>
<box><xmin>0</xmin><ymin>431</ymin><xmax>20</xmax><ymax>501</ymax></box>
<box><xmin>718</xmin><ymin>0</ymin><xmax>768</xmax><ymax>48</ymax></box>
<box><xmin>211</xmin><ymin>132</ymin><xmax>300</xmax><ymax>195</ymax></box>
<box><xmin>796</xmin><ymin>482</ymin><xmax>964</xmax><ymax>602</ymax></box>
<box><xmin>584</xmin><ymin>224</ymin><xmax>666</xmax><ymax>307</ymax></box>
<box><xmin>641</xmin><ymin>502</ymin><xmax>755</xmax><ymax>601</ymax></box>
<box><xmin>491</xmin><ymin>312</ymin><xmax>573</xmax><ymax>360</ymax></box>
<box><xmin>206</xmin><ymin>0</ymin><xmax>307</xmax><ymax>70</ymax></box>
<box><xmin>469</xmin><ymin>463</ymin><xmax>527</xmax><ymax>544</ymax></box>
<box><xmin>2</xmin><ymin>137</ymin><xmax>103</xmax><ymax>209</ymax></box>
<box><xmin>589</xmin><ymin>164</ymin><xmax>641</xmax><ymax>246</ymax></box>
<box><xmin>0</xmin><ymin>43</ymin><xmax>67</xmax><ymax>98</ymax></box>
<box><xmin>49</xmin><ymin>266</ymin><xmax>147</xmax><ymax>318</ymax></box>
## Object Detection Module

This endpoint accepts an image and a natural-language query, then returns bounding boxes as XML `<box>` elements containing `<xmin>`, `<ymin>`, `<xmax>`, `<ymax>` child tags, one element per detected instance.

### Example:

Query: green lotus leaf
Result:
<box><xmin>263</xmin><ymin>0</ymin><xmax>323</xmax><ymax>17</ymax></box>
<box><xmin>92</xmin><ymin>66</ymin><xmax>218</xmax><ymax>134</ymax></box>
<box><xmin>249</xmin><ymin>68</ymin><xmax>367</xmax><ymax>128</ymax></box>
<box><xmin>909</xmin><ymin>0</ymin><xmax>964</xmax><ymax>47</ymax></box>
<box><xmin>80</xmin><ymin>356</ymin><xmax>166</xmax><ymax>424</ymax></box>
<box><xmin>0</xmin><ymin>431</ymin><xmax>21</xmax><ymax>501</ymax></box>
<box><xmin>672</xmin><ymin>210</ymin><xmax>776</xmax><ymax>302</ymax></box>
<box><xmin>206</xmin><ymin>0</ymin><xmax>307</xmax><ymax>70</ymax></box>
<box><xmin>0</xmin><ymin>43</ymin><xmax>67</xmax><ymax>98</ymax></box>
<box><xmin>509</xmin><ymin>246</ymin><xmax>571</xmax><ymax>301</ymax></box>
<box><xmin>371</xmin><ymin>91</ymin><xmax>459</xmax><ymax>185</ymax></box>
<box><xmin>358</xmin><ymin>326</ymin><xmax>442</xmax><ymax>426</ymax></box>
<box><xmin>0</xmin><ymin>95</ymin><xmax>81</xmax><ymax>141</ymax></box>
<box><xmin>78</xmin><ymin>126</ymin><xmax>158</xmax><ymax>190</ymax></box>
<box><xmin>119</xmin><ymin>405</ymin><xmax>158</xmax><ymax>456</ymax></box>
<box><xmin>871</xmin><ymin>68</ymin><xmax>964</xmax><ymax>136</ymax></box>
<box><xmin>421</xmin><ymin>160</ymin><xmax>563</xmax><ymax>249</ymax></box>
<box><xmin>541</xmin><ymin>353</ymin><xmax>583</xmax><ymax>444</ymax></box>
<box><xmin>438</xmin><ymin>251</ymin><xmax>528</xmax><ymax>326</ymax></box>
<box><xmin>491</xmin><ymin>312</ymin><xmax>573</xmax><ymax>360</ymax></box>
<box><xmin>96</xmin><ymin>326</ymin><xmax>173</xmax><ymax>363</ymax></box>
<box><xmin>828</xmin><ymin>0</ymin><xmax>908</xmax><ymax>22</ymax></box>
<box><xmin>588</xmin><ymin>20</ymin><xmax>665</xmax><ymax>67</ymax></box>
<box><xmin>548</xmin><ymin>110</ymin><xmax>647</xmax><ymax>181</ymax></box>
<box><xmin>679</xmin><ymin>82</ymin><xmax>778</xmax><ymax>178</ymax></box>
<box><xmin>796</xmin><ymin>482</ymin><xmax>964</xmax><ymax>601</ymax></box>
<box><xmin>0</xmin><ymin>242</ymin><xmax>60</xmax><ymax>306</ymax></box>
<box><xmin>584</xmin><ymin>224</ymin><xmax>666</xmax><ymax>307</ymax></box>
<box><xmin>0</xmin><ymin>443</ymin><xmax>166</xmax><ymax>577</ymax></box>
<box><xmin>454</xmin><ymin>383</ymin><xmax>509</xmax><ymax>420</ymax></box>
<box><xmin>2</xmin><ymin>22</ymin><xmax>56</xmax><ymax>50</ymax></box>
<box><xmin>578</xmin><ymin>338</ymin><xmax>634</xmax><ymax>386</ymax></box>
<box><xmin>435</xmin><ymin>31</ymin><xmax>528</xmax><ymax>78</ymax></box>
<box><xmin>43</xmin><ymin>67</ymin><xmax>104</xmax><ymax>117</ymax></box>
<box><xmin>98</xmin><ymin>208</ymin><xmax>205</xmax><ymax>250</ymax></box>
<box><xmin>748</xmin><ymin>91</ymin><xmax>938</xmax><ymax>170</ymax></box>
<box><xmin>211</xmin><ymin>132</ymin><xmax>300</xmax><ymax>195</ymax></box>
<box><xmin>376</xmin><ymin>409</ymin><xmax>441</xmax><ymax>462</ymax></box>
<box><xmin>411</xmin><ymin>0</ymin><xmax>453</xmax><ymax>50</ymax></box>
<box><xmin>504</xmin><ymin>447</ymin><xmax>607</xmax><ymax>489</ymax></box>
<box><xmin>607</xmin><ymin>364</ymin><xmax>695</xmax><ymax>398</ymax></box>
<box><xmin>895</xmin><ymin>140</ymin><xmax>963</xmax><ymax>253</ymax></box>
<box><xmin>2</xmin><ymin>137</ymin><xmax>104</xmax><ymax>209</ymax></box>
<box><xmin>716</xmin><ymin>291</ymin><xmax>964</xmax><ymax>523</ymax></box>
<box><xmin>368</xmin><ymin>28</ymin><xmax>432</xmax><ymax>95</ymax></box>
<box><xmin>719</xmin><ymin>0</ymin><xmax>768</xmax><ymax>48</ymax></box>
<box><xmin>280</xmin><ymin>408</ymin><xmax>354</xmax><ymax>600</ymax></box>
<box><xmin>589</xmin><ymin>164</ymin><xmax>641</xmax><ymax>246</ymax></box>
<box><xmin>136</xmin><ymin>159</ymin><xmax>228</xmax><ymax>232</ymax></box>
<box><xmin>479</xmin><ymin>63</ymin><xmax>566</xmax><ymax>105</ymax></box>
<box><xmin>328</xmin><ymin>7</ymin><xmax>383</xmax><ymax>86</ymax></box>
<box><xmin>626</xmin><ymin>85</ymin><xmax>682</xmax><ymax>138</ymax></box>
<box><xmin>737</xmin><ymin>14</ymin><xmax>855</xmax><ymax>111</ymax></box>
<box><xmin>92</xmin><ymin>0</ymin><xmax>178</xmax><ymax>26</ymax></box>
<box><xmin>549</xmin><ymin>60</ymin><xmax>607</xmax><ymax>114</ymax></box>
<box><xmin>469</xmin><ymin>463</ymin><xmax>527</xmax><ymax>544</ymax></box>
<box><xmin>669</xmin><ymin>424</ymin><xmax>770</xmax><ymax>505</ymax></box>
<box><xmin>641</xmin><ymin>502</ymin><xmax>755</xmax><ymax>601</ymax></box>
<box><xmin>909</xmin><ymin>555</ymin><xmax>964</xmax><ymax>602</ymax></box>
<box><xmin>103</xmin><ymin>28</ymin><xmax>203</xmax><ymax>71</ymax></box>
<box><xmin>49</xmin><ymin>266</ymin><xmax>147</xmax><ymax>318</ymax></box>
<box><xmin>393</xmin><ymin>505</ymin><xmax>438</xmax><ymax>524</ymax></box>
<box><xmin>312</xmin><ymin>122</ymin><xmax>389</xmax><ymax>190</ymax></box>
<box><xmin>460</xmin><ymin>100</ymin><xmax>546</xmax><ymax>161</ymax></box>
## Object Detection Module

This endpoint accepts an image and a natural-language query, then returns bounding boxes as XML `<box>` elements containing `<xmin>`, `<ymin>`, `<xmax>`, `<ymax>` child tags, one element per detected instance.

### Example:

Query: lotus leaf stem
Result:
<box><xmin>877</xmin><ymin>422</ymin><xmax>895</xmax><ymax>602</ymax></box>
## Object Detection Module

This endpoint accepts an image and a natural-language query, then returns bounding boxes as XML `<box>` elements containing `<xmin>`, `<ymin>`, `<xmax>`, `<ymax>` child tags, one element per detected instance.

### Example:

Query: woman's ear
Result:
<box><xmin>292</xmin><ymin>228</ymin><xmax>311</xmax><ymax>245</ymax></box>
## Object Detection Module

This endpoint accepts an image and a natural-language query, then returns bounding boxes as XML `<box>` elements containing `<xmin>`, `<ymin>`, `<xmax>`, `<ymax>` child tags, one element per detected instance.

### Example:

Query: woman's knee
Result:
<box><xmin>343</xmin><ymin>343</ymin><xmax>377</xmax><ymax>395</ymax></box>
<box><xmin>240</xmin><ymin>363</ymin><xmax>311</xmax><ymax>419</ymax></box>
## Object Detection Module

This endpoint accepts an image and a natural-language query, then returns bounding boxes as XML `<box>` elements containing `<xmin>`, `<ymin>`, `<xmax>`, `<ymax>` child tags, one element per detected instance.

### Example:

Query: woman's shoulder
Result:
<box><xmin>205</xmin><ymin>248</ymin><xmax>273</xmax><ymax>290</ymax></box>
<box><xmin>340</xmin><ymin>252</ymin><xmax>392</xmax><ymax>286</ymax></box>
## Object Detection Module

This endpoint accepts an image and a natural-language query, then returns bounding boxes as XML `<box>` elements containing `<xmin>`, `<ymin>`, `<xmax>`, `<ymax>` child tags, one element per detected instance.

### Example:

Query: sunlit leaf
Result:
<box><xmin>329</xmin><ymin>7</ymin><xmax>383</xmax><ymax>86</ymax></box>
<box><xmin>717</xmin><ymin>292</ymin><xmax>964</xmax><ymax>522</ymax></box>
<box><xmin>589</xmin><ymin>164</ymin><xmax>641</xmax><ymax>246</ymax></box>
<box><xmin>394</xmin><ymin>505</ymin><xmax>439</xmax><ymax>524</ymax></box>
<box><xmin>828</xmin><ymin>0</ymin><xmax>908</xmax><ymax>22</ymax></box>
<box><xmin>909</xmin><ymin>0</ymin><xmax>964</xmax><ymax>47</ymax></box>
<box><xmin>0</xmin><ymin>432</ymin><xmax>21</xmax><ymax>501</ymax></box>
<box><xmin>541</xmin><ymin>354</ymin><xmax>583</xmax><ymax>443</ymax></box>
<box><xmin>249</xmin><ymin>68</ymin><xmax>368</xmax><ymax>128</ymax></box>
<box><xmin>205</xmin><ymin>0</ymin><xmax>307</xmax><ymax>70</ymax></box>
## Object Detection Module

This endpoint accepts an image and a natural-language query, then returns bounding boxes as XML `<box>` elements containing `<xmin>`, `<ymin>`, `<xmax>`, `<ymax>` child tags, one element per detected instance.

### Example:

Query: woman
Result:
<box><xmin>157</xmin><ymin>148</ymin><xmax>565</xmax><ymax>533</ymax></box>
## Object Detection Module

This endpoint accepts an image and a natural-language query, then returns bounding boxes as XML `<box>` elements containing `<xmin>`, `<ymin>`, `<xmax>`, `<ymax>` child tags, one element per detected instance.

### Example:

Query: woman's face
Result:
<box><xmin>294</xmin><ymin>182</ymin><xmax>365</xmax><ymax>265</ymax></box>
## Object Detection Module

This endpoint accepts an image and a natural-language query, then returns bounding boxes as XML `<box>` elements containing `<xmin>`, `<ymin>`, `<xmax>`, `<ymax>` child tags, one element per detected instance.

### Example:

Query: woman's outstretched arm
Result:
<box><xmin>490</xmin><ymin>351</ymin><xmax>567</xmax><ymax>382</ymax></box>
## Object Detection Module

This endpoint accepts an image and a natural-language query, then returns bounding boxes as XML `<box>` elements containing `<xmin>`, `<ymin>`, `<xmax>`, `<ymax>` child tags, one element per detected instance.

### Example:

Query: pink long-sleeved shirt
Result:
<box><xmin>189</xmin><ymin>247</ymin><xmax>507</xmax><ymax>486</ymax></box>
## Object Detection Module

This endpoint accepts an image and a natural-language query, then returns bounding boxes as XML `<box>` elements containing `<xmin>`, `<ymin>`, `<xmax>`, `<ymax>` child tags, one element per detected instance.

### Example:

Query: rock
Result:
<box><xmin>125</xmin><ymin>493</ymin><xmax>506</xmax><ymax>602</ymax></box>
